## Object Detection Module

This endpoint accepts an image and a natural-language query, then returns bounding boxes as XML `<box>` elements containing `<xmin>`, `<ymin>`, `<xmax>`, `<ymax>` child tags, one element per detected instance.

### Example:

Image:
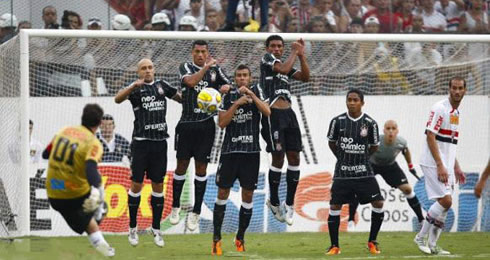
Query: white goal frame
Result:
<box><xmin>17</xmin><ymin>29</ymin><xmax>490</xmax><ymax>237</ymax></box>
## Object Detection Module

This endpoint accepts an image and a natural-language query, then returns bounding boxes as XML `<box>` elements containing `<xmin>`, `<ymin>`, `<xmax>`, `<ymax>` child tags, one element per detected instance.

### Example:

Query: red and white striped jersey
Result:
<box><xmin>420</xmin><ymin>98</ymin><xmax>460</xmax><ymax>173</ymax></box>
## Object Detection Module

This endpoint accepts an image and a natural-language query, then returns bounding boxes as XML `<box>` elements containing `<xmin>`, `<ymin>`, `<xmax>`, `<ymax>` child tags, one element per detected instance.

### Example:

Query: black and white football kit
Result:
<box><xmin>327</xmin><ymin>112</ymin><xmax>383</xmax><ymax>205</ymax></box>
<box><xmin>216</xmin><ymin>84</ymin><xmax>265</xmax><ymax>190</ymax></box>
<box><xmin>175</xmin><ymin>62</ymin><xmax>232</xmax><ymax>162</ymax></box>
<box><xmin>126</xmin><ymin>80</ymin><xmax>177</xmax><ymax>183</ymax></box>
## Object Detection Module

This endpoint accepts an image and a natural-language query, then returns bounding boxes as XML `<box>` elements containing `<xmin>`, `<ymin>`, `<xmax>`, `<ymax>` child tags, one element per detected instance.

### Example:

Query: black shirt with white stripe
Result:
<box><xmin>127</xmin><ymin>80</ymin><xmax>177</xmax><ymax>141</ymax></box>
<box><xmin>260</xmin><ymin>53</ymin><xmax>298</xmax><ymax>105</ymax></box>
<box><xmin>219</xmin><ymin>84</ymin><xmax>265</xmax><ymax>154</ymax></box>
<box><xmin>179</xmin><ymin>62</ymin><xmax>232</xmax><ymax>123</ymax></box>
<box><xmin>327</xmin><ymin>112</ymin><xmax>380</xmax><ymax>179</ymax></box>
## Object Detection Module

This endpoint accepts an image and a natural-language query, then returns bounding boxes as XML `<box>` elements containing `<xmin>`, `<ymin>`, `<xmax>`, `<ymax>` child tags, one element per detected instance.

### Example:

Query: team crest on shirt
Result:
<box><xmin>210</xmin><ymin>70</ymin><xmax>217</xmax><ymax>83</ymax></box>
<box><xmin>360</xmin><ymin>125</ymin><xmax>368</xmax><ymax>137</ymax></box>
<box><xmin>157</xmin><ymin>85</ymin><xmax>164</xmax><ymax>95</ymax></box>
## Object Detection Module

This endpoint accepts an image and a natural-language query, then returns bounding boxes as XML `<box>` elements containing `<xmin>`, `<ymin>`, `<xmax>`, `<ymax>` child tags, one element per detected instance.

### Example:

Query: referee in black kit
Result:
<box><xmin>115</xmin><ymin>58</ymin><xmax>181</xmax><ymax>248</ymax></box>
<box><xmin>326</xmin><ymin>89</ymin><xmax>384</xmax><ymax>255</ymax></box>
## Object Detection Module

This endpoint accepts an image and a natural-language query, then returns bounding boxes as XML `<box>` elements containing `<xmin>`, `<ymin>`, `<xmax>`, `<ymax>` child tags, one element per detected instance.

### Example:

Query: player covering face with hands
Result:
<box><xmin>212</xmin><ymin>65</ymin><xmax>270</xmax><ymax>255</ymax></box>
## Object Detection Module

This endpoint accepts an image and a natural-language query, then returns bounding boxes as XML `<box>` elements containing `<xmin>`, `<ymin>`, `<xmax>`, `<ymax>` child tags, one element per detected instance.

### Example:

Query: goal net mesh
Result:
<box><xmin>0</xmin><ymin>33</ymin><xmax>489</xmax><ymax>237</ymax></box>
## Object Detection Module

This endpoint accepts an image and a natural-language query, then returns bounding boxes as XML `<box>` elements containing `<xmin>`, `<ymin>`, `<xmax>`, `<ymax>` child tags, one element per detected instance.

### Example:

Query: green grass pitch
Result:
<box><xmin>2</xmin><ymin>232</ymin><xmax>490</xmax><ymax>259</ymax></box>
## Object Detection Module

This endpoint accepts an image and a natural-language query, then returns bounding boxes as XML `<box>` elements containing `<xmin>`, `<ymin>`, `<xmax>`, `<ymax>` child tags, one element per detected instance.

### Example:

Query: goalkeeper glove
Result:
<box><xmin>408</xmin><ymin>164</ymin><xmax>420</xmax><ymax>180</ymax></box>
<box><xmin>83</xmin><ymin>186</ymin><xmax>104</xmax><ymax>213</ymax></box>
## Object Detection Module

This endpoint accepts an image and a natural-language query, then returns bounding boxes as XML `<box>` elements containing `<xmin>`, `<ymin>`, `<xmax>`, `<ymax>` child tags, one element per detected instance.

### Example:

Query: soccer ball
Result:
<box><xmin>197</xmin><ymin>87</ymin><xmax>221</xmax><ymax>114</ymax></box>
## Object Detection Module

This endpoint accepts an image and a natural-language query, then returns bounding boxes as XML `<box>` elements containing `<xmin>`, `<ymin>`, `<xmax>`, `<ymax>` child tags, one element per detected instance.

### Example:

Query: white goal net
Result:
<box><xmin>0</xmin><ymin>30</ymin><xmax>489</xmax><ymax>237</ymax></box>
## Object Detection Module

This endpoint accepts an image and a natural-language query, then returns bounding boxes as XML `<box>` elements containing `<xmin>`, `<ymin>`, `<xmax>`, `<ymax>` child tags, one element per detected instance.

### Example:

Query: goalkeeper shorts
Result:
<box><xmin>48</xmin><ymin>192</ymin><xmax>93</xmax><ymax>234</ymax></box>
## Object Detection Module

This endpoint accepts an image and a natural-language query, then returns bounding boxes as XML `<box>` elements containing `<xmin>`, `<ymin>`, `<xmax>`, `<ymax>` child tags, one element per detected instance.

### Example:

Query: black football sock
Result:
<box><xmin>369</xmin><ymin>208</ymin><xmax>384</xmax><ymax>242</ymax></box>
<box><xmin>407</xmin><ymin>196</ymin><xmax>424</xmax><ymax>222</ymax></box>
<box><xmin>286</xmin><ymin>166</ymin><xmax>300</xmax><ymax>206</ymax></box>
<box><xmin>328</xmin><ymin>212</ymin><xmax>340</xmax><ymax>247</ymax></box>
<box><xmin>151</xmin><ymin>192</ymin><xmax>164</xmax><ymax>230</ymax></box>
<box><xmin>172</xmin><ymin>174</ymin><xmax>186</xmax><ymax>208</ymax></box>
<box><xmin>128</xmin><ymin>190</ymin><xmax>141</xmax><ymax>228</ymax></box>
<box><xmin>349</xmin><ymin>199</ymin><xmax>359</xmax><ymax>221</ymax></box>
<box><xmin>268</xmin><ymin>168</ymin><xmax>282</xmax><ymax>206</ymax></box>
<box><xmin>213</xmin><ymin>202</ymin><xmax>226</xmax><ymax>241</ymax></box>
<box><xmin>237</xmin><ymin>204</ymin><xmax>253</xmax><ymax>241</ymax></box>
<box><xmin>193</xmin><ymin>175</ymin><xmax>207</xmax><ymax>214</ymax></box>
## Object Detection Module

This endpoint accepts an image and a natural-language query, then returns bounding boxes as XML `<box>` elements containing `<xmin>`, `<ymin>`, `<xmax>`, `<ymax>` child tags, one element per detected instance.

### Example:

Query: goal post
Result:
<box><xmin>2</xmin><ymin>29</ymin><xmax>489</xmax><ymax>237</ymax></box>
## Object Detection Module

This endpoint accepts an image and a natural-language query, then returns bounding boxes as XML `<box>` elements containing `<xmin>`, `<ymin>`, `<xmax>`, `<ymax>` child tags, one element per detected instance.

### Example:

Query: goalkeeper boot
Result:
<box><xmin>95</xmin><ymin>242</ymin><xmax>115</xmax><ymax>257</ymax></box>
<box><xmin>413</xmin><ymin>235</ymin><xmax>431</xmax><ymax>254</ymax></box>
<box><xmin>282</xmin><ymin>202</ymin><xmax>294</xmax><ymax>226</ymax></box>
<box><xmin>266</xmin><ymin>200</ymin><xmax>284</xmax><ymax>223</ymax></box>
<box><xmin>150</xmin><ymin>228</ymin><xmax>165</xmax><ymax>247</ymax></box>
<box><xmin>212</xmin><ymin>240</ymin><xmax>223</xmax><ymax>256</ymax></box>
<box><xmin>128</xmin><ymin>227</ymin><xmax>139</xmax><ymax>246</ymax></box>
<box><xmin>325</xmin><ymin>245</ymin><xmax>341</xmax><ymax>255</ymax></box>
<box><xmin>430</xmin><ymin>245</ymin><xmax>450</xmax><ymax>255</ymax></box>
<box><xmin>186</xmin><ymin>212</ymin><xmax>200</xmax><ymax>231</ymax></box>
<box><xmin>367</xmin><ymin>241</ymin><xmax>381</xmax><ymax>254</ymax></box>
<box><xmin>234</xmin><ymin>238</ymin><xmax>245</xmax><ymax>252</ymax></box>
<box><xmin>169</xmin><ymin>207</ymin><xmax>181</xmax><ymax>225</ymax></box>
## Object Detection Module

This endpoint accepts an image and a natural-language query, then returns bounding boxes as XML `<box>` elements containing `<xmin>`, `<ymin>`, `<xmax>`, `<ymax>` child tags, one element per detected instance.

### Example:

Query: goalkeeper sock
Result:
<box><xmin>286</xmin><ymin>166</ymin><xmax>300</xmax><ymax>206</ymax></box>
<box><xmin>348</xmin><ymin>199</ymin><xmax>359</xmax><ymax>221</ymax></box>
<box><xmin>213</xmin><ymin>199</ymin><xmax>227</xmax><ymax>241</ymax></box>
<box><xmin>172</xmin><ymin>174</ymin><xmax>186</xmax><ymax>208</ymax></box>
<box><xmin>88</xmin><ymin>231</ymin><xmax>107</xmax><ymax>247</ymax></box>
<box><xmin>406</xmin><ymin>192</ymin><xmax>424</xmax><ymax>222</ymax></box>
<box><xmin>193</xmin><ymin>175</ymin><xmax>207</xmax><ymax>214</ymax></box>
<box><xmin>369</xmin><ymin>207</ymin><xmax>384</xmax><ymax>242</ymax></box>
<box><xmin>236</xmin><ymin>202</ymin><xmax>253</xmax><ymax>241</ymax></box>
<box><xmin>328</xmin><ymin>210</ymin><xmax>340</xmax><ymax>247</ymax></box>
<box><xmin>428</xmin><ymin>210</ymin><xmax>447</xmax><ymax>248</ymax></box>
<box><xmin>151</xmin><ymin>192</ymin><xmax>164</xmax><ymax>230</ymax></box>
<box><xmin>418</xmin><ymin>201</ymin><xmax>445</xmax><ymax>238</ymax></box>
<box><xmin>128</xmin><ymin>190</ymin><xmax>141</xmax><ymax>228</ymax></box>
<box><xmin>268</xmin><ymin>166</ymin><xmax>282</xmax><ymax>206</ymax></box>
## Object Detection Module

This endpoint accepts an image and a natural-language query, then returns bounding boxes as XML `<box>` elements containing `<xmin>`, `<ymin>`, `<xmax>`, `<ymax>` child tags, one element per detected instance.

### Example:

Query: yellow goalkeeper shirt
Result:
<box><xmin>46</xmin><ymin>125</ymin><xmax>103</xmax><ymax>199</ymax></box>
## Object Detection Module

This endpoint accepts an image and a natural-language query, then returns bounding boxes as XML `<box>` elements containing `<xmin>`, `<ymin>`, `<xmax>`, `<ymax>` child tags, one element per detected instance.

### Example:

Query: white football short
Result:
<box><xmin>421</xmin><ymin>165</ymin><xmax>454</xmax><ymax>200</ymax></box>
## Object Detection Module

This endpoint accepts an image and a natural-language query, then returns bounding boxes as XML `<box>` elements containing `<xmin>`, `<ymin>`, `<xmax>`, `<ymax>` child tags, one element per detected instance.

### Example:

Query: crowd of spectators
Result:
<box><xmin>0</xmin><ymin>0</ymin><xmax>488</xmax><ymax>40</ymax></box>
<box><xmin>0</xmin><ymin>0</ymin><xmax>488</xmax><ymax>97</ymax></box>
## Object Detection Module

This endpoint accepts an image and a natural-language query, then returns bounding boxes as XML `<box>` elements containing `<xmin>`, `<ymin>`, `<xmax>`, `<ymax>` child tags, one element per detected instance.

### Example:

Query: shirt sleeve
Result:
<box><xmin>216</xmin><ymin>66</ymin><xmax>232</xmax><ymax>85</ymax></box>
<box><xmin>161</xmin><ymin>80</ymin><xmax>178</xmax><ymax>99</ymax></box>
<box><xmin>254</xmin><ymin>84</ymin><xmax>266</xmax><ymax>101</ymax></box>
<box><xmin>327</xmin><ymin>118</ymin><xmax>340</xmax><ymax>142</ymax></box>
<box><xmin>179</xmin><ymin>62</ymin><xmax>193</xmax><ymax>81</ymax></box>
<box><xmin>425</xmin><ymin>104</ymin><xmax>444</xmax><ymax>134</ymax></box>
<box><xmin>288</xmin><ymin>67</ymin><xmax>299</xmax><ymax>78</ymax></box>
<box><xmin>86</xmin><ymin>139</ymin><xmax>103</xmax><ymax>163</ymax></box>
<box><xmin>369</xmin><ymin>120</ymin><xmax>380</xmax><ymax>146</ymax></box>
<box><xmin>219</xmin><ymin>91</ymin><xmax>233</xmax><ymax>111</ymax></box>
<box><xmin>261</xmin><ymin>53</ymin><xmax>280</xmax><ymax>70</ymax></box>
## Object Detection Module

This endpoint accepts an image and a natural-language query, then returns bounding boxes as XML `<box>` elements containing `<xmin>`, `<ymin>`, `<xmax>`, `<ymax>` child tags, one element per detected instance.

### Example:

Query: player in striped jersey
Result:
<box><xmin>260</xmin><ymin>35</ymin><xmax>310</xmax><ymax>226</ymax></box>
<box><xmin>115</xmin><ymin>58</ymin><xmax>181</xmax><ymax>248</ymax></box>
<box><xmin>212</xmin><ymin>64</ymin><xmax>270</xmax><ymax>255</ymax></box>
<box><xmin>414</xmin><ymin>76</ymin><xmax>467</xmax><ymax>255</ymax></box>
<box><xmin>348</xmin><ymin>120</ymin><xmax>424</xmax><ymax>229</ymax></box>
<box><xmin>170</xmin><ymin>40</ymin><xmax>232</xmax><ymax>231</ymax></box>
<box><xmin>44</xmin><ymin>104</ymin><xmax>114</xmax><ymax>257</ymax></box>
<box><xmin>326</xmin><ymin>89</ymin><xmax>383</xmax><ymax>255</ymax></box>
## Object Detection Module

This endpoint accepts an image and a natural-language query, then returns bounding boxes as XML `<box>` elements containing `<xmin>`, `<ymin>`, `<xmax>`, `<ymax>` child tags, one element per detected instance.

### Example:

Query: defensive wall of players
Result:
<box><xmin>0</xmin><ymin>95</ymin><xmax>488</xmax><ymax>236</ymax></box>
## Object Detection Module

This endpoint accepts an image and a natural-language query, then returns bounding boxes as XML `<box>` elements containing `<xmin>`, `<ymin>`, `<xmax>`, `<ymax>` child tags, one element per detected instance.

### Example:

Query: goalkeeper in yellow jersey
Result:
<box><xmin>44</xmin><ymin>104</ymin><xmax>115</xmax><ymax>257</ymax></box>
